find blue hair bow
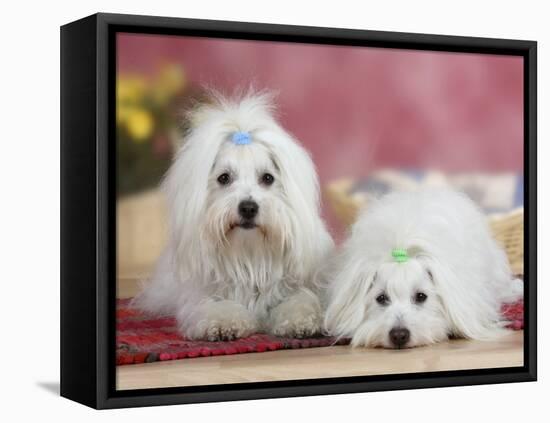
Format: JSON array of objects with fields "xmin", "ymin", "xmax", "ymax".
[{"xmin": 231, "ymin": 131, "xmax": 252, "ymax": 145}]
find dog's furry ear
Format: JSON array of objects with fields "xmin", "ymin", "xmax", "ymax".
[
  {"xmin": 425, "ymin": 259, "xmax": 502, "ymax": 340},
  {"xmin": 264, "ymin": 128, "xmax": 333, "ymax": 277},
  {"xmin": 162, "ymin": 117, "xmax": 222, "ymax": 278},
  {"xmin": 324, "ymin": 258, "xmax": 376, "ymax": 339}
]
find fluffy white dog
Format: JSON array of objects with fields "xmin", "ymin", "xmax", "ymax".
[
  {"xmin": 324, "ymin": 190, "xmax": 523, "ymax": 349},
  {"xmin": 134, "ymin": 91, "xmax": 333, "ymax": 341}
]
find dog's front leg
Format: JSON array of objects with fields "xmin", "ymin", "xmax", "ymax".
[
  {"xmin": 178, "ymin": 300, "xmax": 258, "ymax": 341},
  {"xmin": 267, "ymin": 290, "xmax": 322, "ymax": 338}
]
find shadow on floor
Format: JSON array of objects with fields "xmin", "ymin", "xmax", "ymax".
[{"xmin": 36, "ymin": 381, "xmax": 60, "ymax": 396}]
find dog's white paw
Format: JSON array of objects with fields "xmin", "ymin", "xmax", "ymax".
[
  {"xmin": 268, "ymin": 294, "xmax": 322, "ymax": 338},
  {"xmin": 203, "ymin": 317, "xmax": 256, "ymax": 341},
  {"xmin": 186, "ymin": 301, "xmax": 257, "ymax": 341}
]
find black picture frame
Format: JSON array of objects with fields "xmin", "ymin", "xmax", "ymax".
[{"xmin": 60, "ymin": 12, "xmax": 537, "ymax": 409}]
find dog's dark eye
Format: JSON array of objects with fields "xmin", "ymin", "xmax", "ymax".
[
  {"xmin": 217, "ymin": 173, "xmax": 231, "ymax": 186},
  {"xmin": 414, "ymin": 292, "xmax": 428, "ymax": 304},
  {"xmin": 376, "ymin": 293, "xmax": 389, "ymax": 305},
  {"xmin": 260, "ymin": 173, "xmax": 274, "ymax": 186}
]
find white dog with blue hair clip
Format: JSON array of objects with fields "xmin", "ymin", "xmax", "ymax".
[
  {"xmin": 134, "ymin": 90, "xmax": 333, "ymax": 341},
  {"xmin": 324, "ymin": 189, "xmax": 523, "ymax": 349}
]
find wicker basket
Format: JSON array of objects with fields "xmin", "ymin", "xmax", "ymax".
[
  {"xmin": 325, "ymin": 179, "xmax": 366, "ymax": 227},
  {"xmin": 488, "ymin": 208, "xmax": 524, "ymax": 276},
  {"xmin": 117, "ymin": 189, "xmax": 167, "ymax": 279},
  {"xmin": 325, "ymin": 179, "xmax": 524, "ymax": 276}
]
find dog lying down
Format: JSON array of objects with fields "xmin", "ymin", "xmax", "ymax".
[{"xmin": 324, "ymin": 189, "xmax": 523, "ymax": 349}]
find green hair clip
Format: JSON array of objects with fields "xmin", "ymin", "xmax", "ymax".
[{"xmin": 392, "ymin": 248, "xmax": 409, "ymax": 263}]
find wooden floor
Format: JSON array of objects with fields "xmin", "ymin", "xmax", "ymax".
[{"xmin": 116, "ymin": 278, "xmax": 524, "ymax": 391}]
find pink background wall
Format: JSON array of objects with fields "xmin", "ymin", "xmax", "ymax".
[{"xmin": 118, "ymin": 33, "xmax": 524, "ymax": 236}]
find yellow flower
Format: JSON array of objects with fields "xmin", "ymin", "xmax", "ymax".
[
  {"xmin": 117, "ymin": 75, "xmax": 148, "ymax": 104},
  {"xmin": 117, "ymin": 103, "xmax": 135, "ymax": 125},
  {"xmin": 126, "ymin": 108, "xmax": 154, "ymax": 142},
  {"xmin": 152, "ymin": 63, "xmax": 186, "ymax": 105}
]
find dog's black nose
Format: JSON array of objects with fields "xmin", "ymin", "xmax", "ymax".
[
  {"xmin": 238, "ymin": 200, "xmax": 259, "ymax": 220},
  {"xmin": 389, "ymin": 327, "xmax": 410, "ymax": 348}
]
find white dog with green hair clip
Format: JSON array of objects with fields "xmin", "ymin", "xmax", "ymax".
[{"xmin": 324, "ymin": 189, "xmax": 523, "ymax": 349}]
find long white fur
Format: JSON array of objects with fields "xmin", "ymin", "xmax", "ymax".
[
  {"xmin": 133, "ymin": 90, "xmax": 333, "ymax": 341},
  {"xmin": 324, "ymin": 189, "xmax": 523, "ymax": 348}
]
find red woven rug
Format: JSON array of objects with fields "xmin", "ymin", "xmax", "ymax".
[{"xmin": 117, "ymin": 298, "xmax": 524, "ymax": 365}]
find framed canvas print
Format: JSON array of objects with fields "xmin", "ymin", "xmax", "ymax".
[{"xmin": 60, "ymin": 13, "xmax": 537, "ymax": 409}]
